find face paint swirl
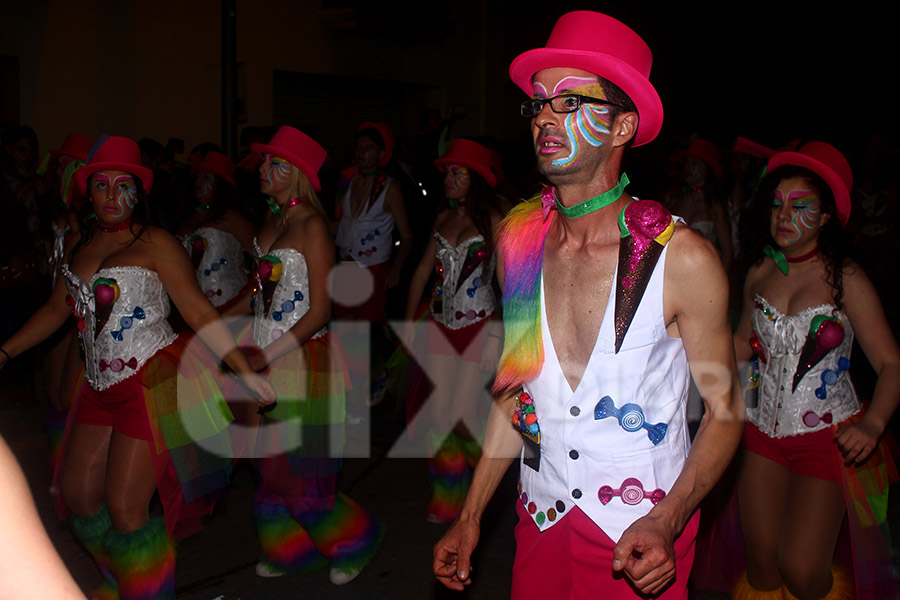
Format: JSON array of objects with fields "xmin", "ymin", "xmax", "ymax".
[
  {"xmin": 533, "ymin": 76, "xmax": 612, "ymax": 168},
  {"xmin": 262, "ymin": 154, "xmax": 292, "ymax": 192},
  {"xmin": 92, "ymin": 173, "xmax": 136, "ymax": 218},
  {"xmin": 444, "ymin": 165, "xmax": 470, "ymax": 198},
  {"xmin": 773, "ymin": 189, "xmax": 820, "ymax": 244}
]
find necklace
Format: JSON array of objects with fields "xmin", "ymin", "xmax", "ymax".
[
  {"xmin": 267, "ymin": 197, "xmax": 301, "ymax": 216},
  {"xmin": 195, "ymin": 203, "xmax": 213, "ymax": 213},
  {"xmin": 97, "ymin": 218, "xmax": 132, "ymax": 233},
  {"xmin": 555, "ymin": 173, "xmax": 630, "ymax": 218},
  {"xmin": 764, "ymin": 244, "xmax": 819, "ymax": 276}
]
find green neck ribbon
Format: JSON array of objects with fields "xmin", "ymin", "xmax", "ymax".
[{"xmin": 556, "ymin": 173, "xmax": 630, "ymax": 218}]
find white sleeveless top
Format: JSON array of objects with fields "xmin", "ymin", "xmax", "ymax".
[
  {"xmin": 518, "ymin": 243, "xmax": 691, "ymax": 542},
  {"xmin": 749, "ymin": 295, "xmax": 859, "ymax": 437},
  {"xmin": 63, "ymin": 264, "xmax": 177, "ymax": 391},
  {"xmin": 334, "ymin": 174, "xmax": 396, "ymax": 267},
  {"xmin": 252, "ymin": 240, "xmax": 326, "ymax": 349},
  {"xmin": 431, "ymin": 233, "xmax": 496, "ymax": 329},
  {"xmin": 183, "ymin": 227, "xmax": 249, "ymax": 307}
]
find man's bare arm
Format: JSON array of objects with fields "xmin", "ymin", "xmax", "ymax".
[{"xmin": 612, "ymin": 228, "xmax": 743, "ymax": 595}]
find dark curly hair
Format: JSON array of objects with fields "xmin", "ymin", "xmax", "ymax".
[
  {"xmin": 437, "ymin": 167, "xmax": 496, "ymax": 257},
  {"xmin": 737, "ymin": 165, "xmax": 851, "ymax": 309}
]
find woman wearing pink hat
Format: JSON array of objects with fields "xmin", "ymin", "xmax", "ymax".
[
  {"xmin": 176, "ymin": 150, "xmax": 256, "ymax": 313},
  {"xmin": 0, "ymin": 135, "xmax": 275, "ymax": 600},
  {"xmin": 401, "ymin": 138, "xmax": 503, "ymax": 523},
  {"xmin": 242, "ymin": 125, "xmax": 383, "ymax": 584},
  {"xmin": 732, "ymin": 141, "xmax": 900, "ymax": 600}
]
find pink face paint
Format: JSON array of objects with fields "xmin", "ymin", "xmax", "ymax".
[
  {"xmin": 773, "ymin": 189, "xmax": 820, "ymax": 244},
  {"xmin": 92, "ymin": 173, "xmax": 136, "ymax": 218}
]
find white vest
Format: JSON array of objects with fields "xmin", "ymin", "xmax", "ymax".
[
  {"xmin": 519, "ymin": 243, "xmax": 691, "ymax": 542},
  {"xmin": 335, "ymin": 174, "xmax": 396, "ymax": 267}
]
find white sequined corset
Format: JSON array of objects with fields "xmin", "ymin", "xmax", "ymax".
[
  {"xmin": 183, "ymin": 227, "xmax": 249, "ymax": 307},
  {"xmin": 62, "ymin": 265, "xmax": 177, "ymax": 391},
  {"xmin": 749, "ymin": 295, "xmax": 859, "ymax": 437},
  {"xmin": 430, "ymin": 233, "xmax": 496, "ymax": 330},
  {"xmin": 252, "ymin": 243, "xmax": 326, "ymax": 349}
]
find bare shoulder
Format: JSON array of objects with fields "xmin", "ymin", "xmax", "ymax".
[{"xmin": 665, "ymin": 223, "xmax": 724, "ymax": 279}]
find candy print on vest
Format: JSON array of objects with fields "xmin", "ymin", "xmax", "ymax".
[
  {"xmin": 803, "ymin": 356, "xmax": 851, "ymax": 428},
  {"xmin": 111, "ymin": 306, "xmax": 145, "ymax": 341},
  {"xmin": 93, "ymin": 278, "xmax": 120, "ymax": 340},
  {"xmin": 615, "ymin": 201, "xmax": 674, "ymax": 352},
  {"xmin": 512, "ymin": 391, "xmax": 541, "ymax": 471},
  {"xmin": 792, "ymin": 315, "xmax": 844, "ymax": 392},
  {"xmin": 598, "ymin": 478, "xmax": 666, "ymax": 506},
  {"xmin": 593, "ymin": 395, "xmax": 668, "ymax": 445}
]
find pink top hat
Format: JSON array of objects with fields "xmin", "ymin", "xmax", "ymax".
[
  {"xmin": 732, "ymin": 136, "xmax": 775, "ymax": 160},
  {"xmin": 251, "ymin": 126, "xmax": 326, "ymax": 192},
  {"xmin": 508, "ymin": 11, "xmax": 663, "ymax": 147},
  {"xmin": 358, "ymin": 121, "xmax": 395, "ymax": 168},
  {"xmin": 681, "ymin": 138, "xmax": 723, "ymax": 180},
  {"xmin": 433, "ymin": 139, "xmax": 498, "ymax": 188},
  {"xmin": 193, "ymin": 151, "xmax": 236, "ymax": 186},
  {"xmin": 51, "ymin": 133, "xmax": 94, "ymax": 162},
  {"xmin": 75, "ymin": 135, "xmax": 154, "ymax": 195},
  {"xmin": 767, "ymin": 141, "xmax": 853, "ymax": 227}
]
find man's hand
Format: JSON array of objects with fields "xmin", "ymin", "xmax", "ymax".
[
  {"xmin": 433, "ymin": 518, "xmax": 480, "ymax": 591},
  {"xmin": 612, "ymin": 512, "xmax": 677, "ymax": 597}
]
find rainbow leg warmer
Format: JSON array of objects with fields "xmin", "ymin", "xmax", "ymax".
[
  {"xmin": 70, "ymin": 506, "xmax": 119, "ymax": 600},
  {"xmin": 254, "ymin": 499, "xmax": 328, "ymax": 573},
  {"xmin": 295, "ymin": 493, "xmax": 384, "ymax": 573},
  {"xmin": 426, "ymin": 432, "xmax": 480, "ymax": 523},
  {"xmin": 105, "ymin": 518, "xmax": 175, "ymax": 600}
]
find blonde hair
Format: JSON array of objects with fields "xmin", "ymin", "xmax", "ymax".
[{"xmin": 287, "ymin": 165, "xmax": 326, "ymax": 219}]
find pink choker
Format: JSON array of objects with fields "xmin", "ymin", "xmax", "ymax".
[{"xmin": 97, "ymin": 218, "xmax": 132, "ymax": 233}]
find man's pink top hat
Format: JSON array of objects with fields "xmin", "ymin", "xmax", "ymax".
[
  {"xmin": 768, "ymin": 141, "xmax": 853, "ymax": 227},
  {"xmin": 509, "ymin": 11, "xmax": 663, "ymax": 147},
  {"xmin": 358, "ymin": 122, "xmax": 395, "ymax": 168},
  {"xmin": 193, "ymin": 151, "xmax": 236, "ymax": 186},
  {"xmin": 252, "ymin": 126, "xmax": 326, "ymax": 192},
  {"xmin": 75, "ymin": 135, "xmax": 154, "ymax": 195},
  {"xmin": 52, "ymin": 133, "xmax": 94, "ymax": 162},
  {"xmin": 433, "ymin": 139, "xmax": 498, "ymax": 188}
]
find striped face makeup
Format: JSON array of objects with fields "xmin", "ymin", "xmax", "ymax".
[
  {"xmin": 771, "ymin": 177, "xmax": 824, "ymax": 248},
  {"xmin": 260, "ymin": 154, "xmax": 293, "ymax": 195},
  {"xmin": 532, "ymin": 73, "xmax": 613, "ymax": 170},
  {"xmin": 444, "ymin": 165, "xmax": 470, "ymax": 200},
  {"xmin": 91, "ymin": 172, "xmax": 137, "ymax": 219}
]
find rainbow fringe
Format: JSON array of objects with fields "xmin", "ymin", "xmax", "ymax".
[
  {"xmin": 106, "ymin": 518, "xmax": 175, "ymax": 600},
  {"xmin": 255, "ymin": 493, "xmax": 384, "ymax": 574},
  {"xmin": 297, "ymin": 493, "xmax": 385, "ymax": 572},
  {"xmin": 426, "ymin": 432, "xmax": 481, "ymax": 523},
  {"xmin": 493, "ymin": 196, "xmax": 555, "ymax": 394},
  {"xmin": 70, "ymin": 506, "xmax": 118, "ymax": 598},
  {"xmin": 254, "ymin": 501, "xmax": 328, "ymax": 573}
]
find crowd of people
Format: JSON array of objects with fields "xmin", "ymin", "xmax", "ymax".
[{"xmin": 1, "ymin": 9, "xmax": 900, "ymax": 600}]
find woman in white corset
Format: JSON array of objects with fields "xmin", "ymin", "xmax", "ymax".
[
  {"xmin": 732, "ymin": 142, "xmax": 900, "ymax": 600},
  {"xmin": 0, "ymin": 135, "xmax": 273, "ymax": 600},
  {"xmin": 176, "ymin": 150, "xmax": 256, "ymax": 313},
  {"xmin": 402, "ymin": 139, "xmax": 503, "ymax": 523}
]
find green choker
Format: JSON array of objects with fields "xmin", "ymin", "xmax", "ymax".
[
  {"xmin": 556, "ymin": 173, "xmax": 630, "ymax": 218},
  {"xmin": 266, "ymin": 198, "xmax": 282, "ymax": 216},
  {"xmin": 195, "ymin": 203, "xmax": 212, "ymax": 214}
]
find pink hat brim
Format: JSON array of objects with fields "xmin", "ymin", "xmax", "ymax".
[
  {"xmin": 433, "ymin": 158, "xmax": 497, "ymax": 188},
  {"xmin": 509, "ymin": 48, "xmax": 663, "ymax": 147}
]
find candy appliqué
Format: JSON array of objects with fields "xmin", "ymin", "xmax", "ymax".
[
  {"xmin": 614, "ymin": 201, "xmax": 674, "ymax": 353},
  {"xmin": 593, "ymin": 395, "xmax": 668, "ymax": 445},
  {"xmin": 111, "ymin": 306, "xmax": 145, "ymax": 341},
  {"xmin": 792, "ymin": 315, "xmax": 845, "ymax": 392},
  {"xmin": 513, "ymin": 391, "xmax": 541, "ymax": 472},
  {"xmin": 598, "ymin": 477, "xmax": 665, "ymax": 506},
  {"xmin": 256, "ymin": 255, "xmax": 283, "ymax": 317},
  {"xmin": 271, "ymin": 290, "xmax": 305, "ymax": 322},
  {"xmin": 189, "ymin": 234, "xmax": 207, "ymax": 269},
  {"xmin": 92, "ymin": 278, "xmax": 120, "ymax": 340}
]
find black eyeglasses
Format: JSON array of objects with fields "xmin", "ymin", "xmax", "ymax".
[{"xmin": 520, "ymin": 94, "xmax": 622, "ymax": 118}]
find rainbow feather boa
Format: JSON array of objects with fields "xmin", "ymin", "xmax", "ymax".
[{"xmin": 493, "ymin": 191, "xmax": 556, "ymax": 393}]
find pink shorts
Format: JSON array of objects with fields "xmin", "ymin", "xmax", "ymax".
[
  {"xmin": 742, "ymin": 421, "xmax": 843, "ymax": 483},
  {"xmin": 512, "ymin": 502, "xmax": 699, "ymax": 599},
  {"xmin": 73, "ymin": 372, "xmax": 153, "ymax": 442}
]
